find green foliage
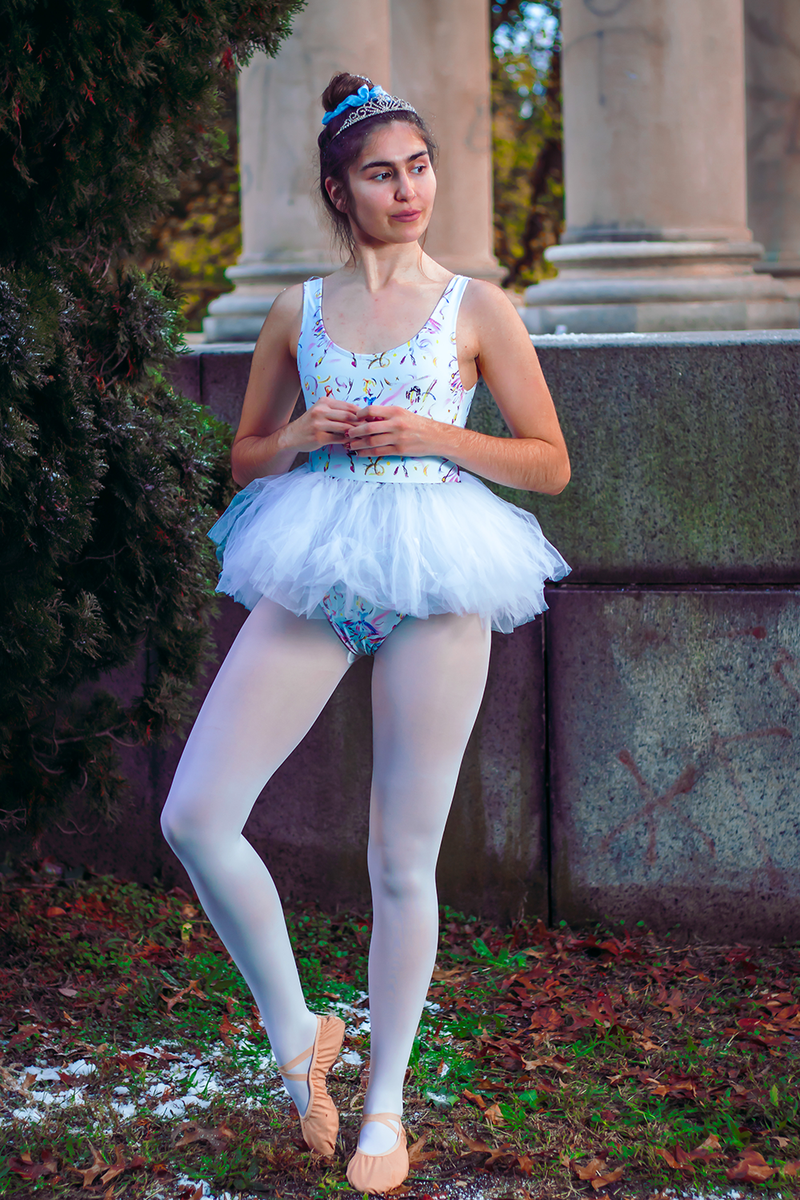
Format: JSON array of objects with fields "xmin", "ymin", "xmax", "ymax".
[
  {"xmin": 0, "ymin": 0, "xmax": 305, "ymax": 831},
  {"xmin": 491, "ymin": 1, "xmax": 563, "ymax": 287}
]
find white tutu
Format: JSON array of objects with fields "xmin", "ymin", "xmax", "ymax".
[{"xmin": 209, "ymin": 466, "xmax": 570, "ymax": 633}]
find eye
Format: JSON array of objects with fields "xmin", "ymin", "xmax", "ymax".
[{"xmin": 372, "ymin": 170, "xmax": 392, "ymax": 181}]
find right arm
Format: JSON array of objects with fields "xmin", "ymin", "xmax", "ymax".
[{"xmin": 231, "ymin": 284, "xmax": 360, "ymax": 487}]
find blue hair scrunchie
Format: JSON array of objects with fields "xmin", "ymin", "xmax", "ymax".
[{"xmin": 322, "ymin": 84, "xmax": 387, "ymax": 127}]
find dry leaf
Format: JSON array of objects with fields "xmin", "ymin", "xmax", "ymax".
[
  {"xmin": 484, "ymin": 1102, "xmax": 505, "ymax": 1125},
  {"xmin": 45, "ymin": 906, "xmax": 66, "ymax": 917},
  {"xmin": 727, "ymin": 1150, "xmax": 775, "ymax": 1182},
  {"xmin": 571, "ymin": 1157, "xmax": 607, "ymax": 1181},
  {"xmin": 656, "ymin": 1145, "xmax": 695, "ymax": 1172},
  {"xmin": 100, "ymin": 1145, "xmax": 127, "ymax": 1185},
  {"xmin": 592, "ymin": 1165, "xmax": 624, "ymax": 1190},
  {"xmin": 782, "ymin": 1161, "xmax": 800, "ymax": 1177},
  {"xmin": 76, "ymin": 1143, "xmax": 109, "ymax": 1188},
  {"xmin": 516, "ymin": 1152, "xmax": 534, "ymax": 1175},
  {"xmin": 173, "ymin": 1122, "xmax": 234, "ymax": 1152},
  {"xmin": 7, "ymin": 1151, "xmax": 58, "ymax": 1180},
  {"xmin": 689, "ymin": 1133, "xmax": 721, "ymax": 1162},
  {"xmin": 9, "ymin": 1023, "xmax": 40, "ymax": 1047},
  {"xmin": 454, "ymin": 1124, "xmax": 491, "ymax": 1155},
  {"xmin": 462, "ymin": 1089, "xmax": 486, "ymax": 1109},
  {"xmin": 407, "ymin": 1134, "xmax": 438, "ymax": 1165}
]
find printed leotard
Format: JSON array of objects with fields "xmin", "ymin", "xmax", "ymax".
[{"xmin": 208, "ymin": 275, "xmax": 570, "ymax": 652}]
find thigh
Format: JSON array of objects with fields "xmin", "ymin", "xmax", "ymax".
[
  {"xmin": 368, "ymin": 613, "xmax": 491, "ymax": 846},
  {"xmin": 167, "ymin": 598, "xmax": 351, "ymax": 830}
]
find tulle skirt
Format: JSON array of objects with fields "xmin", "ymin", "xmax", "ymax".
[{"xmin": 208, "ymin": 466, "xmax": 570, "ymax": 633}]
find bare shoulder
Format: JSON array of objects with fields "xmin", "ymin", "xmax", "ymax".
[
  {"xmin": 460, "ymin": 277, "xmax": 522, "ymax": 319},
  {"xmin": 249, "ymin": 283, "xmax": 304, "ymax": 362},
  {"xmin": 459, "ymin": 279, "xmax": 530, "ymax": 351}
]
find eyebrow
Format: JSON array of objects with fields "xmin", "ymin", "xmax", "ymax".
[{"xmin": 359, "ymin": 150, "xmax": 429, "ymax": 172}]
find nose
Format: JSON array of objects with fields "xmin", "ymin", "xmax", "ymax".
[{"xmin": 395, "ymin": 170, "xmax": 415, "ymax": 200}]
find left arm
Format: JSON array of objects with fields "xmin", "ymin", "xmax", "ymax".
[{"xmin": 344, "ymin": 281, "xmax": 570, "ymax": 494}]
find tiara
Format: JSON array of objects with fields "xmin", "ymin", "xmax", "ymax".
[{"xmin": 323, "ymin": 84, "xmax": 417, "ymax": 139}]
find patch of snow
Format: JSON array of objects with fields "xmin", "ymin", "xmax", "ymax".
[
  {"xmin": 146, "ymin": 1081, "xmax": 171, "ymax": 1097},
  {"xmin": 22, "ymin": 1065, "xmax": 62, "ymax": 1082},
  {"xmin": 68, "ymin": 1058, "xmax": 96, "ymax": 1075},
  {"xmin": 110, "ymin": 1101, "xmax": 137, "ymax": 1119},
  {"xmin": 11, "ymin": 1107, "xmax": 45, "ymax": 1123},
  {"xmin": 153, "ymin": 1097, "xmax": 189, "ymax": 1118},
  {"xmin": 113, "ymin": 1085, "xmax": 130, "ymax": 1094},
  {"xmin": 339, "ymin": 1049, "xmax": 363, "ymax": 1065}
]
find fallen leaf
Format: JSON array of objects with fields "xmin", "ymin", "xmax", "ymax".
[
  {"xmin": 407, "ymin": 1135, "xmax": 438, "ymax": 1165},
  {"xmin": 173, "ymin": 1122, "xmax": 234, "ymax": 1152},
  {"xmin": 100, "ymin": 1144, "xmax": 127, "ymax": 1185},
  {"xmin": 58, "ymin": 986, "xmax": 78, "ymax": 997},
  {"xmin": 160, "ymin": 979, "xmax": 208, "ymax": 1014},
  {"xmin": 9, "ymin": 1023, "xmax": 40, "ymax": 1047},
  {"xmin": 515, "ymin": 1153, "xmax": 534, "ymax": 1175},
  {"xmin": 571, "ymin": 1157, "xmax": 607, "ymax": 1181},
  {"xmin": 484, "ymin": 1102, "xmax": 505, "ymax": 1125},
  {"xmin": 783, "ymin": 1160, "xmax": 800, "ymax": 1177},
  {"xmin": 592, "ymin": 1165, "xmax": 624, "ymax": 1190},
  {"xmin": 727, "ymin": 1149, "xmax": 775, "ymax": 1182},
  {"xmin": 45, "ymin": 906, "xmax": 66, "ymax": 917},
  {"xmin": 74, "ymin": 1143, "xmax": 108, "ymax": 1187},
  {"xmin": 656, "ymin": 1146, "xmax": 695, "ymax": 1173},
  {"xmin": 7, "ymin": 1150, "xmax": 58, "ymax": 1180},
  {"xmin": 690, "ymin": 1133, "xmax": 721, "ymax": 1162},
  {"xmin": 454, "ymin": 1124, "xmax": 492, "ymax": 1155},
  {"xmin": 462, "ymin": 1089, "xmax": 486, "ymax": 1109}
]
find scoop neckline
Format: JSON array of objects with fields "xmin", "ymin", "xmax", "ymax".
[{"xmin": 317, "ymin": 275, "xmax": 460, "ymax": 359}]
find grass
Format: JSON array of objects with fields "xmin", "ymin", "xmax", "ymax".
[{"xmin": 1, "ymin": 858, "xmax": 799, "ymax": 1198}]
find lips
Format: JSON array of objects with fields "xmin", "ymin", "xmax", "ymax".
[{"xmin": 391, "ymin": 210, "xmax": 422, "ymax": 222}]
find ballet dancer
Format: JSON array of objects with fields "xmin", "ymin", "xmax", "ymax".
[{"xmin": 161, "ymin": 72, "xmax": 570, "ymax": 1194}]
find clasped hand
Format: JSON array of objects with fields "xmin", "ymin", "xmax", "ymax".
[{"xmin": 293, "ymin": 398, "xmax": 443, "ymax": 458}]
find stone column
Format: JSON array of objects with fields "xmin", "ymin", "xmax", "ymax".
[
  {"xmin": 391, "ymin": 0, "xmax": 503, "ymax": 281},
  {"xmin": 524, "ymin": 0, "xmax": 797, "ymax": 333},
  {"xmin": 745, "ymin": 0, "xmax": 800, "ymax": 298},
  {"xmin": 203, "ymin": 0, "xmax": 391, "ymax": 341}
]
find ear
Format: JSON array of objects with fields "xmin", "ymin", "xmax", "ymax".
[{"xmin": 325, "ymin": 176, "xmax": 348, "ymax": 214}]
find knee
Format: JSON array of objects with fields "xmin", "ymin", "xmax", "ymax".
[
  {"xmin": 160, "ymin": 790, "xmax": 212, "ymax": 861},
  {"xmin": 367, "ymin": 840, "xmax": 435, "ymax": 903}
]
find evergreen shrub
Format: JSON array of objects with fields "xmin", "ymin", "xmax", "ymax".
[{"xmin": 0, "ymin": 0, "xmax": 304, "ymax": 832}]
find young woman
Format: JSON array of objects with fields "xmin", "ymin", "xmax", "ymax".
[{"xmin": 161, "ymin": 73, "xmax": 570, "ymax": 1194}]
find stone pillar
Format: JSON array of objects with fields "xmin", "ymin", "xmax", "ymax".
[
  {"xmin": 745, "ymin": 0, "xmax": 800, "ymax": 298},
  {"xmin": 391, "ymin": 0, "xmax": 502, "ymax": 280},
  {"xmin": 204, "ymin": 0, "xmax": 391, "ymax": 341},
  {"xmin": 524, "ymin": 0, "xmax": 797, "ymax": 334}
]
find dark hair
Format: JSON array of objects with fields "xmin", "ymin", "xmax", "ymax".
[{"xmin": 317, "ymin": 72, "xmax": 438, "ymax": 259}]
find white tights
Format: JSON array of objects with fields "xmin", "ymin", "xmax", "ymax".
[{"xmin": 161, "ymin": 598, "xmax": 491, "ymax": 1153}]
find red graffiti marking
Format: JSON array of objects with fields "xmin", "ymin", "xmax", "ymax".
[
  {"xmin": 600, "ymin": 752, "xmax": 710, "ymax": 866},
  {"xmin": 603, "ymin": 721, "xmax": 792, "ymax": 872}
]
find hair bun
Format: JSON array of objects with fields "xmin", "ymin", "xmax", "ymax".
[{"xmin": 322, "ymin": 72, "xmax": 376, "ymax": 113}]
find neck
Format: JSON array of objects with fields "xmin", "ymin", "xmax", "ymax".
[{"xmin": 346, "ymin": 240, "xmax": 434, "ymax": 292}]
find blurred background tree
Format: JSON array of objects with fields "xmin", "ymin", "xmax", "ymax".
[
  {"xmin": 134, "ymin": 80, "xmax": 241, "ymax": 331},
  {"xmin": 491, "ymin": 1, "xmax": 563, "ymax": 288}
]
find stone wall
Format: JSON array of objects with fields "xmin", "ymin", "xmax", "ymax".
[{"xmin": 20, "ymin": 333, "xmax": 800, "ymax": 941}]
